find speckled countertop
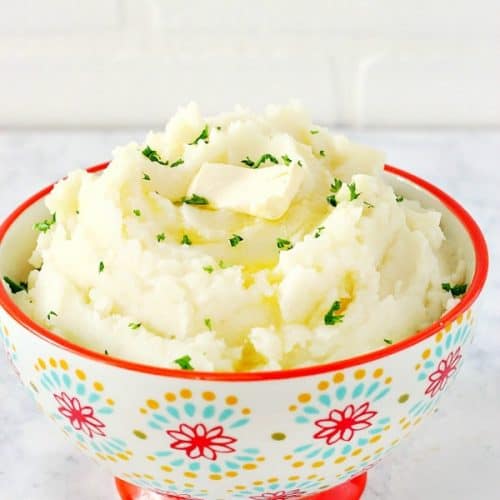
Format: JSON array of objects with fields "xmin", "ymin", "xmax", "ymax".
[{"xmin": 0, "ymin": 129, "xmax": 498, "ymax": 500}]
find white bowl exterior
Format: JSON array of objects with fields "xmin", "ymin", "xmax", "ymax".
[{"xmin": 1, "ymin": 307, "xmax": 475, "ymax": 499}]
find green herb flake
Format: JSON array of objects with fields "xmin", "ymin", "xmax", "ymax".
[
  {"xmin": 326, "ymin": 194, "xmax": 338, "ymax": 207},
  {"xmin": 314, "ymin": 226, "xmax": 325, "ymax": 238},
  {"xmin": 47, "ymin": 310, "xmax": 58, "ymax": 320},
  {"xmin": 174, "ymin": 355, "xmax": 194, "ymax": 370},
  {"xmin": 3, "ymin": 276, "xmax": 28, "ymax": 294},
  {"xmin": 33, "ymin": 213, "xmax": 56, "ymax": 233},
  {"xmin": 170, "ymin": 158, "xmax": 184, "ymax": 168},
  {"xmin": 310, "ymin": 129, "xmax": 320, "ymax": 135},
  {"xmin": 229, "ymin": 234, "xmax": 244, "ymax": 247},
  {"xmin": 241, "ymin": 156, "xmax": 255, "ymax": 167},
  {"xmin": 181, "ymin": 234, "xmax": 192, "ymax": 246},
  {"xmin": 189, "ymin": 124, "xmax": 210, "ymax": 145},
  {"xmin": 142, "ymin": 173, "xmax": 151, "ymax": 181},
  {"xmin": 363, "ymin": 201, "xmax": 375, "ymax": 208},
  {"xmin": 297, "ymin": 160, "xmax": 303, "ymax": 167},
  {"xmin": 395, "ymin": 195, "xmax": 404, "ymax": 203},
  {"xmin": 216, "ymin": 126, "xmax": 222, "ymax": 131},
  {"xmin": 98, "ymin": 261, "xmax": 104, "ymax": 273},
  {"xmin": 330, "ymin": 178, "xmax": 343, "ymax": 193},
  {"xmin": 219, "ymin": 260, "xmax": 229, "ymax": 269},
  {"xmin": 203, "ymin": 265, "xmax": 214, "ymax": 274},
  {"xmin": 256, "ymin": 153, "xmax": 279, "ymax": 168},
  {"xmin": 384, "ymin": 338, "xmax": 393, "ymax": 345},
  {"xmin": 142, "ymin": 146, "xmax": 169, "ymax": 166},
  {"xmin": 277, "ymin": 238, "xmax": 293, "ymax": 251},
  {"xmin": 324, "ymin": 300, "xmax": 344, "ymax": 326},
  {"xmin": 204, "ymin": 318, "xmax": 212, "ymax": 331},
  {"xmin": 319, "ymin": 150, "xmax": 326, "ymax": 157},
  {"xmin": 326, "ymin": 179, "xmax": 343, "ymax": 207},
  {"xmin": 104, "ymin": 349, "xmax": 109, "ymax": 356},
  {"xmin": 183, "ymin": 193, "xmax": 209, "ymax": 206},
  {"xmin": 128, "ymin": 322, "xmax": 142, "ymax": 330},
  {"xmin": 241, "ymin": 153, "xmax": 279, "ymax": 169},
  {"xmin": 441, "ymin": 282, "xmax": 468, "ymax": 297},
  {"xmin": 133, "ymin": 209, "xmax": 141, "ymax": 217},
  {"xmin": 348, "ymin": 182, "xmax": 361, "ymax": 201},
  {"xmin": 281, "ymin": 154, "xmax": 292, "ymax": 166},
  {"xmin": 156, "ymin": 233, "xmax": 166, "ymax": 242}
]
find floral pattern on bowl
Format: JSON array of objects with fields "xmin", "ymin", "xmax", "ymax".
[{"xmin": 0, "ymin": 309, "xmax": 474, "ymax": 499}]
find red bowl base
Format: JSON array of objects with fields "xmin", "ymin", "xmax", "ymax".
[{"xmin": 115, "ymin": 472, "xmax": 367, "ymax": 500}]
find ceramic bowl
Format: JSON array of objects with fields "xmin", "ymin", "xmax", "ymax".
[{"xmin": 0, "ymin": 164, "xmax": 488, "ymax": 500}]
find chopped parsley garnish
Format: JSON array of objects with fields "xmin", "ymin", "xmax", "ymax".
[
  {"xmin": 142, "ymin": 146, "xmax": 169, "ymax": 165},
  {"xmin": 319, "ymin": 150, "xmax": 326, "ymax": 157},
  {"xmin": 256, "ymin": 153, "xmax": 278, "ymax": 167},
  {"xmin": 297, "ymin": 160, "xmax": 303, "ymax": 167},
  {"xmin": 241, "ymin": 156, "xmax": 255, "ymax": 167},
  {"xmin": 189, "ymin": 124, "xmax": 210, "ymax": 145},
  {"xmin": 133, "ymin": 209, "xmax": 141, "ymax": 217},
  {"xmin": 327, "ymin": 178, "xmax": 343, "ymax": 206},
  {"xmin": 204, "ymin": 318, "xmax": 212, "ymax": 330},
  {"xmin": 310, "ymin": 129, "xmax": 319, "ymax": 135},
  {"xmin": 47, "ymin": 310, "xmax": 58, "ymax": 320},
  {"xmin": 441, "ymin": 282, "xmax": 468, "ymax": 297},
  {"xmin": 277, "ymin": 238, "xmax": 293, "ymax": 251},
  {"xmin": 3, "ymin": 276, "xmax": 28, "ymax": 294},
  {"xmin": 331, "ymin": 178, "xmax": 343, "ymax": 193},
  {"xmin": 324, "ymin": 300, "xmax": 344, "ymax": 325},
  {"xmin": 326, "ymin": 195, "xmax": 338, "ymax": 207},
  {"xmin": 170, "ymin": 158, "xmax": 184, "ymax": 168},
  {"xmin": 104, "ymin": 349, "xmax": 109, "ymax": 356},
  {"xmin": 384, "ymin": 338, "xmax": 393, "ymax": 345},
  {"xmin": 189, "ymin": 125, "xmax": 210, "ymax": 146},
  {"xmin": 395, "ymin": 195, "xmax": 404, "ymax": 202},
  {"xmin": 241, "ymin": 153, "xmax": 279, "ymax": 169},
  {"xmin": 281, "ymin": 154, "xmax": 292, "ymax": 166},
  {"xmin": 216, "ymin": 126, "xmax": 222, "ymax": 131},
  {"xmin": 229, "ymin": 234, "xmax": 244, "ymax": 247},
  {"xmin": 348, "ymin": 182, "xmax": 361, "ymax": 201},
  {"xmin": 314, "ymin": 226, "xmax": 325, "ymax": 238},
  {"xmin": 174, "ymin": 355, "xmax": 194, "ymax": 370},
  {"xmin": 181, "ymin": 234, "xmax": 192, "ymax": 246},
  {"xmin": 156, "ymin": 233, "xmax": 166, "ymax": 242},
  {"xmin": 142, "ymin": 173, "xmax": 151, "ymax": 181},
  {"xmin": 98, "ymin": 261, "xmax": 104, "ymax": 273},
  {"xmin": 363, "ymin": 201, "xmax": 375, "ymax": 208},
  {"xmin": 203, "ymin": 265, "xmax": 214, "ymax": 274},
  {"xmin": 219, "ymin": 260, "xmax": 229, "ymax": 269},
  {"xmin": 34, "ymin": 213, "xmax": 56, "ymax": 233},
  {"xmin": 183, "ymin": 193, "xmax": 209, "ymax": 205},
  {"xmin": 128, "ymin": 322, "xmax": 142, "ymax": 330}
]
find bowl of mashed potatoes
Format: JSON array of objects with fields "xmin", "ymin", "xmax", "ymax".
[{"xmin": 0, "ymin": 104, "xmax": 488, "ymax": 500}]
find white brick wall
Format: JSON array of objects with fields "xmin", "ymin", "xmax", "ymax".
[{"xmin": 0, "ymin": 0, "xmax": 498, "ymax": 127}]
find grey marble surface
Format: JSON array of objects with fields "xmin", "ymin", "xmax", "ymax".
[{"xmin": 0, "ymin": 129, "xmax": 498, "ymax": 500}]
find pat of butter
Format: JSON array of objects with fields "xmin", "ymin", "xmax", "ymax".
[{"xmin": 187, "ymin": 163, "xmax": 304, "ymax": 220}]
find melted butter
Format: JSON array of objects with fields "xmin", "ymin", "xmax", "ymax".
[{"xmin": 233, "ymin": 340, "xmax": 268, "ymax": 372}]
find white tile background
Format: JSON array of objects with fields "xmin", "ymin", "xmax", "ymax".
[{"xmin": 0, "ymin": 0, "xmax": 499, "ymax": 127}]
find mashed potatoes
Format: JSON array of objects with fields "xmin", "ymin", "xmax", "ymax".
[{"xmin": 12, "ymin": 103, "xmax": 466, "ymax": 371}]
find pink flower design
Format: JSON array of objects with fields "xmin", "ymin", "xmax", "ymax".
[
  {"xmin": 425, "ymin": 347, "xmax": 462, "ymax": 398},
  {"xmin": 313, "ymin": 401, "xmax": 377, "ymax": 445},
  {"xmin": 54, "ymin": 391, "xmax": 106, "ymax": 438},
  {"xmin": 151, "ymin": 492, "xmax": 202, "ymax": 500},
  {"xmin": 164, "ymin": 494, "xmax": 202, "ymax": 500},
  {"xmin": 166, "ymin": 423, "xmax": 237, "ymax": 461},
  {"xmin": 249, "ymin": 490, "xmax": 304, "ymax": 500}
]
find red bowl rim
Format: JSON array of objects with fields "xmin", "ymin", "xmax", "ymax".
[{"xmin": 0, "ymin": 163, "xmax": 489, "ymax": 382}]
